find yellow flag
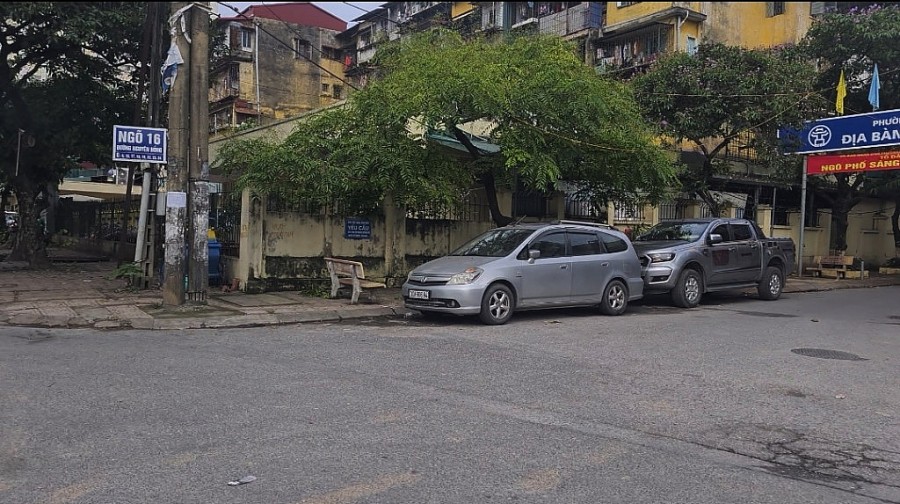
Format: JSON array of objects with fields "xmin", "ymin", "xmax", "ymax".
[{"xmin": 836, "ymin": 69, "xmax": 847, "ymax": 115}]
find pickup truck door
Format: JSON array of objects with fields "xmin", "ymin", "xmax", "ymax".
[
  {"xmin": 730, "ymin": 222, "xmax": 762, "ymax": 282},
  {"xmin": 519, "ymin": 231, "xmax": 572, "ymax": 307},
  {"xmin": 705, "ymin": 223, "xmax": 740, "ymax": 285}
]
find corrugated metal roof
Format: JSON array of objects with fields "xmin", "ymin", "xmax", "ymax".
[{"xmin": 239, "ymin": 2, "xmax": 348, "ymax": 32}]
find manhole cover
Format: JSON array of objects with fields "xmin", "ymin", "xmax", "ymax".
[{"xmin": 791, "ymin": 348, "xmax": 867, "ymax": 361}]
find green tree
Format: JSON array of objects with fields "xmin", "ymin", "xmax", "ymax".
[
  {"xmin": 215, "ymin": 30, "xmax": 676, "ymax": 226},
  {"xmin": 632, "ymin": 43, "xmax": 821, "ymax": 216},
  {"xmin": 0, "ymin": 2, "xmax": 145, "ymax": 267},
  {"xmin": 800, "ymin": 4, "xmax": 900, "ymax": 255}
]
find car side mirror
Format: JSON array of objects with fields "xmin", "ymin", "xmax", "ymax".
[
  {"xmin": 528, "ymin": 249, "xmax": 540, "ymax": 263},
  {"xmin": 708, "ymin": 233, "xmax": 723, "ymax": 245}
]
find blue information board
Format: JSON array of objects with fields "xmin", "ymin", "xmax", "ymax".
[
  {"xmin": 779, "ymin": 108, "xmax": 900, "ymax": 155},
  {"xmin": 344, "ymin": 218, "xmax": 372, "ymax": 240},
  {"xmin": 112, "ymin": 125, "xmax": 168, "ymax": 163}
]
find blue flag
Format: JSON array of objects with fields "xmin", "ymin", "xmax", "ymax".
[{"xmin": 868, "ymin": 63, "xmax": 881, "ymax": 111}]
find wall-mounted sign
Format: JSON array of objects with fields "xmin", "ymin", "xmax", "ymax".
[
  {"xmin": 344, "ymin": 217, "xmax": 372, "ymax": 240},
  {"xmin": 113, "ymin": 125, "xmax": 168, "ymax": 163},
  {"xmin": 806, "ymin": 150, "xmax": 900, "ymax": 175}
]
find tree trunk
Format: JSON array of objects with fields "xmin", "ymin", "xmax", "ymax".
[
  {"xmin": 696, "ymin": 187, "xmax": 725, "ymax": 217},
  {"xmin": 6, "ymin": 185, "xmax": 50, "ymax": 268},
  {"xmin": 480, "ymin": 172, "xmax": 512, "ymax": 227},
  {"xmin": 892, "ymin": 194, "xmax": 900, "ymax": 257},
  {"xmin": 831, "ymin": 203, "xmax": 850, "ymax": 252}
]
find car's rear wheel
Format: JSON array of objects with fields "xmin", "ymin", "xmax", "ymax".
[
  {"xmin": 757, "ymin": 265, "xmax": 784, "ymax": 300},
  {"xmin": 672, "ymin": 268, "xmax": 702, "ymax": 308},
  {"xmin": 479, "ymin": 284, "xmax": 513, "ymax": 325},
  {"xmin": 599, "ymin": 279, "xmax": 628, "ymax": 315}
]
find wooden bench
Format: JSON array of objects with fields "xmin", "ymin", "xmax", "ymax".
[
  {"xmin": 324, "ymin": 257, "xmax": 386, "ymax": 304},
  {"xmin": 807, "ymin": 255, "xmax": 869, "ymax": 279}
]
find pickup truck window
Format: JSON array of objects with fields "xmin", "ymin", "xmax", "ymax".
[
  {"xmin": 636, "ymin": 222, "xmax": 707, "ymax": 242},
  {"xmin": 732, "ymin": 224, "xmax": 753, "ymax": 241},
  {"xmin": 711, "ymin": 224, "xmax": 731, "ymax": 241}
]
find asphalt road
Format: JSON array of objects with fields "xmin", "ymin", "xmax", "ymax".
[{"xmin": 1, "ymin": 287, "xmax": 899, "ymax": 504}]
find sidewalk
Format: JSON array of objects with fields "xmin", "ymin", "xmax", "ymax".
[{"xmin": 1, "ymin": 257, "xmax": 899, "ymax": 330}]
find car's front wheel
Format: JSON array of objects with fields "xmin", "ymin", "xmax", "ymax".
[
  {"xmin": 479, "ymin": 284, "xmax": 514, "ymax": 325},
  {"xmin": 672, "ymin": 268, "xmax": 702, "ymax": 308},
  {"xmin": 599, "ymin": 279, "xmax": 628, "ymax": 315},
  {"xmin": 757, "ymin": 265, "xmax": 784, "ymax": 300}
]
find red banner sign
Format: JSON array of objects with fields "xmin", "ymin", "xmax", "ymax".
[{"xmin": 807, "ymin": 150, "xmax": 900, "ymax": 175}]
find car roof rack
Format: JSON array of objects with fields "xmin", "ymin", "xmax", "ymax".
[{"xmin": 552, "ymin": 219, "xmax": 615, "ymax": 229}]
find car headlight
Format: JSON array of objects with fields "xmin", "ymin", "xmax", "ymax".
[
  {"xmin": 649, "ymin": 252, "xmax": 675, "ymax": 263},
  {"xmin": 447, "ymin": 267, "xmax": 483, "ymax": 285}
]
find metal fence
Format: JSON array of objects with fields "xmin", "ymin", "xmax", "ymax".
[
  {"xmin": 406, "ymin": 191, "xmax": 491, "ymax": 222},
  {"xmin": 56, "ymin": 199, "xmax": 141, "ymax": 242}
]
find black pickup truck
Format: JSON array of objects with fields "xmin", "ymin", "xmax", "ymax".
[{"xmin": 632, "ymin": 218, "xmax": 796, "ymax": 308}]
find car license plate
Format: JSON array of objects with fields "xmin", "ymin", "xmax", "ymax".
[{"xmin": 408, "ymin": 289, "xmax": 430, "ymax": 300}]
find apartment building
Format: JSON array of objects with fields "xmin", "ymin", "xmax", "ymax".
[{"xmin": 209, "ymin": 2, "xmax": 348, "ymax": 135}]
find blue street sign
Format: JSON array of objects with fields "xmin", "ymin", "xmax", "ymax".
[
  {"xmin": 779, "ymin": 108, "xmax": 900, "ymax": 155},
  {"xmin": 344, "ymin": 217, "xmax": 372, "ymax": 240},
  {"xmin": 112, "ymin": 125, "xmax": 168, "ymax": 163}
]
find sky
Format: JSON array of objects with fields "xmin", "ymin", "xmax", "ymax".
[{"xmin": 213, "ymin": 1, "xmax": 387, "ymax": 25}]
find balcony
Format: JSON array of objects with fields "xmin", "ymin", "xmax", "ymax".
[
  {"xmin": 538, "ymin": 3, "xmax": 603, "ymax": 38},
  {"xmin": 595, "ymin": 23, "xmax": 671, "ymax": 72}
]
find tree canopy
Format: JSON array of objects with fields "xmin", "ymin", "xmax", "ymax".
[
  {"xmin": 632, "ymin": 42, "xmax": 821, "ymax": 215},
  {"xmin": 215, "ymin": 30, "xmax": 677, "ymax": 225},
  {"xmin": 0, "ymin": 2, "xmax": 146, "ymax": 265}
]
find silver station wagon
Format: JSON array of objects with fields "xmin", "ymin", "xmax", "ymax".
[{"xmin": 402, "ymin": 221, "xmax": 645, "ymax": 325}]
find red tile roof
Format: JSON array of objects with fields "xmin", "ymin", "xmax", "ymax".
[{"xmin": 233, "ymin": 2, "xmax": 348, "ymax": 32}]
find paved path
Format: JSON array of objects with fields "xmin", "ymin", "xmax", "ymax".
[{"xmin": 1, "ymin": 258, "xmax": 899, "ymax": 330}]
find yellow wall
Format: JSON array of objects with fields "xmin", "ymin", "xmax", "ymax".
[
  {"xmin": 702, "ymin": 2, "xmax": 812, "ymax": 48},
  {"xmin": 605, "ymin": 2, "xmax": 812, "ymax": 49},
  {"xmin": 451, "ymin": 2, "xmax": 475, "ymax": 19},
  {"xmin": 605, "ymin": 2, "xmax": 679, "ymax": 27}
]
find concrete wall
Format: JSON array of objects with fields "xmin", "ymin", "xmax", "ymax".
[
  {"xmin": 757, "ymin": 198, "xmax": 898, "ymax": 269},
  {"xmin": 230, "ymin": 188, "xmax": 500, "ymax": 293}
]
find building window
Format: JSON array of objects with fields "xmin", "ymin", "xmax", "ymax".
[
  {"xmin": 228, "ymin": 64, "xmax": 239, "ymax": 88},
  {"xmin": 240, "ymin": 28, "xmax": 253, "ymax": 50},
  {"xmin": 686, "ymin": 36, "xmax": 698, "ymax": 56},
  {"xmin": 766, "ymin": 2, "xmax": 785, "ymax": 17},
  {"xmin": 616, "ymin": 1, "xmax": 638, "ymax": 7},
  {"xmin": 293, "ymin": 38, "xmax": 310, "ymax": 60},
  {"xmin": 321, "ymin": 45, "xmax": 340, "ymax": 61},
  {"xmin": 322, "ymin": 83, "xmax": 330, "ymax": 93},
  {"xmin": 332, "ymin": 84, "xmax": 343, "ymax": 99}
]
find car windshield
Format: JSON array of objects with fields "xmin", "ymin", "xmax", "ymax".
[
  {"xmin": 635, "ymin": 222, "xmax": 708, "ymax": 242},
  {"xmin": 451, "ymin": 228, "xmax": 535, "ymax": 257}
]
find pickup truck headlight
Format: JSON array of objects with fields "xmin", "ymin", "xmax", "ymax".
[
  {"xmin": 447, "ymin": 267, "xmax": 482, "ymax": 285},
  {"xmin": 649, "ymin": 252, "xmax": 675, "ymax": 263}
]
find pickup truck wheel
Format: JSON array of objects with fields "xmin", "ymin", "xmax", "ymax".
[
  {"xmin": 672, "ymin": 269, "xmax": 702, "ymax": 308},
  {"xmin": 479, "ymin": 284, "xmax": 514, "ymax": 325},
  {"xmin": 758, "ymin": 266, "xmax": 784, "ymax": 300},
  {"xmin": 600, "ymin": 280, "xmax": 628, "ymax": 316}
]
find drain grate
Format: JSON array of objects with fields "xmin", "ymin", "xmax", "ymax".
[{"xmin": 791, "ymin": 348, "xmax": 867, "ymax": 361}]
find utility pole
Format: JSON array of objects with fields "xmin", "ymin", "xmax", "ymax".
[
  {"xmin": 187, "ymin": 1, "xmax": 210, "ymax": 303},
  {"xmin": 163, "ymin": 1, "xmax": 192, "ymax": 306}
]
